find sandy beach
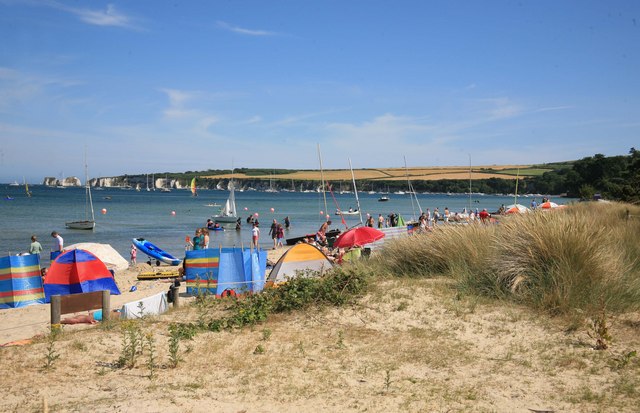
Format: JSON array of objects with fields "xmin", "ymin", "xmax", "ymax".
[
  {"xmin": 1, "ymin": 244, "xmax": 639, "ymax": 412},
  {"xmin": 0, "ymin": 247, "xmax": 289, "ymax": 346}
]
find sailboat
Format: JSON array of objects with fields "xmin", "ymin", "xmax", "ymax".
[
  {"xmin": 504, "ymin": 168, "xmax": 530, "ymax": 214},
  {"xmin": 65, "ymin": 160, "xmax": 95, "ymax": 230},
  {"xmin": 190, "ymin": 177, "xmax": 198, "ymax": 197},
  {"xmin": 161, "ymin": 175, "xmax": 171, "ymax": 192},
  {"xmin": 212, "ymin": 172, "xmax": 238, "ymax": 223},
  {"xmin": 335, "ymin": 159, "xmax": 364, "ymax": 222},
  {"xmin": 24, "ymin": 178, "xmax": 32, "ymax": 197},
  {"xmin": 265, "ymin": 172, "xmax": 278, "ymax": 193}
]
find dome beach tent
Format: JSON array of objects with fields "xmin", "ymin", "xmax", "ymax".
[
  {"xmin": 43, "ymin": 249, "xmax": 120, "ymax": 302},
  {"xmin": 504, "ymin": 204, "xmax": 530, "ymax": 214},
  {"xmin": 267, "ymin": 243, "xmax": 334, "ymax": 285},
  {"xmin": 0, "ymin": 254, "xmax": 45, "ymax": 309},
  {"xmin": 65, "ymin": 243, "xmax": 129, "ymax": 272}
]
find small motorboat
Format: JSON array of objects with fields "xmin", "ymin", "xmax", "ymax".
[
  {"xmin": 335, "ymin": 208, "xmax": 359, "ymax": 216},
  {"xmin": 378, "ymin": 195, "xmax": 390, "ymax": 202}
]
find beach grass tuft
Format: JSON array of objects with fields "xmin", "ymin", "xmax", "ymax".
[{"xmin": 375, "ymin": 202, "xmax": 640, "ymax": 317}]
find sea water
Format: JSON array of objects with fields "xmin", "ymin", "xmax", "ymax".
[{"xmin": 0, "ymin": 184, "xmax": 573, "ymax": 263}]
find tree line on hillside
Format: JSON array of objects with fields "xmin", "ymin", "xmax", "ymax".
[
  {"xmin": 527, "ymin": 148, "xmax": 639, "ymax": 202},
  {"xmin": 117, "ymin": 150, "xmax": 638, "ymax": 202}
]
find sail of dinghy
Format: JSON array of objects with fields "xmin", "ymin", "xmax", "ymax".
[{"xmin": 191, "ymin": 177, "xmax": 198, "ymax": 197}]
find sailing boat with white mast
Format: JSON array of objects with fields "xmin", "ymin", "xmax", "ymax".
[
  {"xmin": 65, "ymin": 158, "xmax": 95, "ymax": 230},
  {"xmin": 212, "ymin": 169, "xmax": 238, "ymax": 223},
  {"xmin": 404, "ymin": 156, "xmax": 423, "ymax": 221}
]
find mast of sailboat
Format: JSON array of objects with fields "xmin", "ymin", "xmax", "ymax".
[
  {"xmin": 404, "ymin": 156, "xmax": 422, "ymax": 220},
  {"xmin": 349, "ymin": 158, "xmax": 363, "ymax": 225},
  {"xmin": 468, "ymin": 154, "xmax": 472, "ymax": 212},
  {"xmin": 514, "ymin": 168, "xmax": 520, "ymax": 206},
  {"xmin": 85, "ymin": 154, "xmax": 95, "ymax": 223},
  {"xmin": 317, "ymin": 143, "xmax": 328, "ymax": 220}
]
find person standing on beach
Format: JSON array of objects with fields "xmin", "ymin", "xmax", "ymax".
[
  {"xmin": 276, "ymin": 223, "xmax": 285, "ymax": 249},
  {"xmin": 51, "ymin": 231, "xmax": 63, "ymax": 252},
  {"xmin": 377, "ymin": 214, "xmax": 384, "ymax": 228},
  {"xmin": 202, "ymin": 228, "xmax": 210, "ymax": 249},
  {"xmin": 433, "ymin": 208, "xmax": 440, "ymax": 225},
  {"xmin": 479, "ymin": 208, "xmax": 490, "ymax": 224},
  {"xmin": 29, "ymin": 235, "xmax": 43, "ymax": 255},
  {"xmin": 366, "ymin": 215, "xmax": 375, "ymax": 227},
  {"xmin": 269, "ymin": 219, "xmax": 278, "ymax": 249},
  {"xmin": 191, "ymin": 229, "xmax": 204, "ymax": 250},
  {"xmin": 252, "ymin": 222, "xmax": 260, "ymax": 249}
]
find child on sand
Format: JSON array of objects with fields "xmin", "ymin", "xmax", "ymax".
[{"xmin": 130, "ymin": 244, "xmax": 137, "ymax": 267}]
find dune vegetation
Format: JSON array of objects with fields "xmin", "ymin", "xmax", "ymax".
[{"xmin": 375, "ymin": 202, "xmax": 640, "ymax": 319}]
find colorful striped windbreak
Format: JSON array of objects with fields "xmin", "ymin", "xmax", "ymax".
[
  {"xmin": 0, "ymin": 254, "xmax": 45, "ymax": 309},
  {"xmin": 185, "ymin": 248, "xmax": 266, "ymax": 296}
]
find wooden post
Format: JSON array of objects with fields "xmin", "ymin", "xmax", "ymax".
[
  {"xmin": 170, "ymin": 285, "xmax": 179, "ymax": 307},
  {"xmin": 50, "ymin": 295, "xmax": 61, "ymax": 327},
  {"xmin": 102, "ymin": 290, "xmax": 110, "ymax": 321}
]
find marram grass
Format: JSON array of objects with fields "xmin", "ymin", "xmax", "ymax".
[{"xmin": 374, "ymin": 202, "xmax": 640, "ymax": 315}]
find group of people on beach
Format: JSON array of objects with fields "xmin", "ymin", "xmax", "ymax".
[
  {"xmin": 25, "ymin": 231, "xmax": 63, "ymax": 257},
  {"xmin": 185, "ymin": 227, "xmax": 211, "ymax": 251}
]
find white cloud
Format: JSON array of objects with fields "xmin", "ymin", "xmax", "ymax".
[
  {"xmin": 0, "ymin": 67, "xmax": 82, "ymax": 112},
  {"xmin": 483, "ymin": 97, "xmax": 524, "ymax": 120},
  {"xmin": 6, "ymin": 1, "xmax": 141, "ymax": 29},
  {"xmin": 160, "ymin": 88, "xmax": 201, "ymax": 119},
  {"xmin": 72, "ymin": 4, "xmax": 131, "ymax": 27},
  {"xmin": 533, "ymin": 105, "xmax": 573, "ymax": 113},
  {"xmin": 216, "ymin": 21, "xmax": 277, "ymax": 36},
  {"xmin": 245, "ymin": 116, "xmax": 262, "ymax": 124}
]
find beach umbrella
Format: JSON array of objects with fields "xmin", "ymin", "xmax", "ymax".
[
  {"xmin": 333, "ymin": 226, "xmax": 385, "ymax": 248},
  {"xmin": 539, "ymin": 201, "xmax": 559, "ymax": 209},
  {"xmin": 504, "ymin": 204, "xmax": 530, "ymax": 214}
]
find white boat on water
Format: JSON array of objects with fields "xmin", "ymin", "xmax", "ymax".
[
  {"xmin": 335, "ymin": 208, "xmax": 360, "ymax": 216},
  {"xmin": 212, "ymin": 175, "xmax": 238, "ymax": 223},
  {"xmin": 9, "ymin": 180, "xmax": 19, "ymax": 186},
  {"xmin": 66, "ymin": 159, "xmax": 95, "ymax": 230}
]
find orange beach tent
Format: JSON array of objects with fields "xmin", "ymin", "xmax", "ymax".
[{"xmin": 267, "ymin": 243, "xmax": 333, "ymax": 284}]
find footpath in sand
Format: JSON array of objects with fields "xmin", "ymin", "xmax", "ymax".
[{"xmin": 0, "ymin": 247, "xmax": 289, "ymax": 345}]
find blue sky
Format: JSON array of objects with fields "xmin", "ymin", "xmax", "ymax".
[{"xmin": 1, "ymin": 0, "xmax": 639, "ymax": 183}]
